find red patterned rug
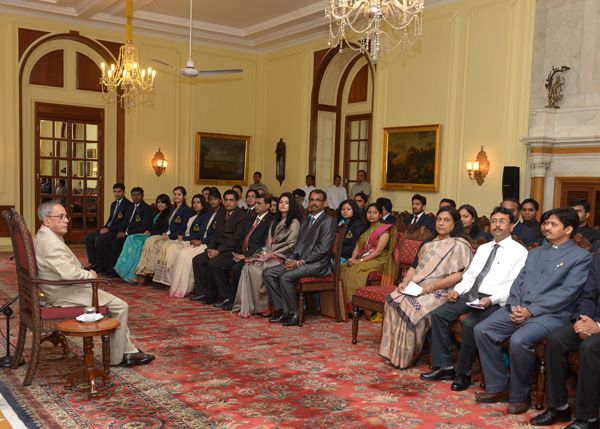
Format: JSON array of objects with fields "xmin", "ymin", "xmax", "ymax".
[{"xmin": 0, "ymin": 248, "xmax": 571, "ymax": 428}]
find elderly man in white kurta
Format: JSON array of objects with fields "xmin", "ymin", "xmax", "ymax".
[{"xmin": 33, "ymin": 200, "xmax": 154, "ymax": 367}]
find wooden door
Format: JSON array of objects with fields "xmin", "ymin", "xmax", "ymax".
[
  {"xmin": 36, "ymin": 103, "xmax": 104, "ymax": 242},
  {"xmin": 558, "ymin": 179, "xmax": 600, "ymax": 227},
  {"xmin": 343, "ymin": 114, "xmax": 371, "ymax": 191}
]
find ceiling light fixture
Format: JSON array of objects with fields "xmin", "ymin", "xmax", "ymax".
[
  {"xmin": 326, "ymin": 0, "xmax": 424, "ymax": 64},
  {"xmin": 100, "ymin": 0, "xmax": 156, "ymax": 110}
]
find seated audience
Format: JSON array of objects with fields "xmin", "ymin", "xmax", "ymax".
[
  {"xmin": 269, "ymin": 197, "xmax": 279, "ymax": 215},
  {"xmin": 233, "ymin": 185, "xmax": 248, "ymax": 209},
  {"xmin": 212, "ymin": 195, "xmax": 272, "ymax": 311},
  {"xmin": 421, "ymin": 207, "xmax": 527, "ymax": 391},
  {"xmin": 341, "ymin": 203, "xmax": 398, "ymax": 311},
  {"xmin": 114, "ymin": 194, "xmax": 171, "ymax": 282},
  {"xmin": 521, "ymin": 198, "xmax": 542, "ymax": 239},
  {"xmin": 403, "ymin": 194, "xmax": 436, "ymax": 235},
  {"xmin": 380, "ymin": 206, "xmax": 473, "ymax": 369},
  {"xmin": 300, "ymin": 174, "xmax": 316, "ymax": 209},
  {"xmin": 337, "ymin": 199, "xmax": 365, "ymax": 264},
  {"xmin": 232, "ymin": 193, "xmax": 300, "ymax": 317},
  {"xmin": 354, "ymin": 192, "xmax": 368, "ymax": 218},
  {"xmin": 376, "ymin": 197, "xmax": 397, "ymax": 224},
  {"xmin": 84, "ymin": 183, "xmax": 131, "ymax": 270},
  {"xmin": 170, "ymin": 190, "xmax": 222, "ymax": 298},
  {"xmin": 530, "ymin": 252, "xmax": 600, "ymax": 429},
  {"xmin": 245, "ymin": 189, "xmax": 258, "ymax": 215},
  {"xmin": 350, "ymin": 170, "xmax": 371, "ymax": 198},
  {"xmin": 35, "ymin": 201, "xmax": 154, "ymax": 366},
  {"xmin": 439, "ymin": 198, "xmax": 456, "ymax": 209},
  {"xmin": 263, "ymin": 189, "xmax": 337, "ymax": 327},
  {"xmin": 191, "ymin": 190, "xmax": 248, "ymax": 304},
  {"xmin": 571, "ymin": 198, "xmax": 600, "ymax": 245},
  {"xmin": 326, "ymin": 175, "xmax": 348, "ymax": 210},
  {"xmin": 501, "ymin": 197, "xmax": 539, "ymax": 247},
  {"xmin": 153, "ymin": 194, "xmax": 209, "ymax": 287},
  {"xmin": 128, "ymin": 186, "xmax": 194, "ymax": 284},
  {"xmin": 474, "ymin": 208, "xmax": 591, "ymax": 415},
  {"xmin": 459, "ymin": 204, "xmax": 492, "ymax": 242},
  {"xmin": 248, "ymin": 171, "xmax": 268, "ymax": 194}
]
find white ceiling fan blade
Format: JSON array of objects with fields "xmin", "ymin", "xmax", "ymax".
[
  {"xmin": 151, "ymin": 59, "xmax": 182, "ymax": 72},
  {"xmin": 198, "ymin": 69, "xmax": 243, "ymax": 76}
]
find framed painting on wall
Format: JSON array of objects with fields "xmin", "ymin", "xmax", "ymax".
[
  {"xmin": 381, "ymin": 124, "xmax": 442, "ymax": 192},
  {"xmin": 195, "ymin": 132, "xmax": 251, "ymax": 185}
]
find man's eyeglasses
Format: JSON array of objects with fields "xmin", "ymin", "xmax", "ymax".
[
  {"xmin": 309, "ymin": 198, "xmax": 323, "ymax": 203},
  {"xmin": 490, "ymin": 219, "xmax": 509, "ymax": 225},
  {"xmin": 47, "ymin": 214, "xmax": 70, "ymax": 221}
]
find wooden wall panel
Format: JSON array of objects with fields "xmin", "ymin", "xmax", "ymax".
[
  {"xmin": 29, "ymin": 50, "xmax": 64, "ymax": 87},
  {"xmin": 76, "ymin": 52, "xmax": 102, "ymax": 92},
  {"xmin": 348, "ymin": 64, "xmax": 368, "ymax": 103},
  {"xmin": 18, "ymin": 28, "xmax": 49, "ymax": 60}
]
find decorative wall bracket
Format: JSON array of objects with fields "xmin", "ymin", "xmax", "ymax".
[
  {"xmin": 275, "ymin": 138, "xmax": 286, "ymax": 185},
  {"xmin": 466, "ymin": 146, "xmax": 490, "ymax": 186},
  {"xmin": 545, "ymin": 65, "xmax": 570, "ymax": 108}
]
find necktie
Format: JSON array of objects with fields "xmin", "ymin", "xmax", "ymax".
[
  {"xmin": 126, "ymin": 204, "xmax": 138, "ymax": 233},
  {"xmin": 411, "ymin": 215, "xmax": 417, "ymax": 226},
  {"xmin": 107, "ymin": 200, "xmax": 120, "ymax": 227},
  {"xmin": 225, "ymin": 211, "xmax": 231, "ymax": 222},
  {"xmin": 241, "ymin": 217, "xmax": 260, "ymax": 253},
  {"xmin": 310, "ymin": 217, "xmax": 316, "ymax": 228},
  {"xmin": 468, "ymin": 243, "xmax": 500, "ymax": 302}
]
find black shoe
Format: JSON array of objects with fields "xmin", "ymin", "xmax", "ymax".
[
  {"xmin": 189, "ymin": 295, "xmax": 205, "ymax": 302},
  {"xmin": 566, "ymin": 419, "xmax": 600, "ymax": 429},
  {"xmin": 530, "ymin": 406, "xmax": 572, "ymax": 426},
  {"xmin": 202, "ymin": 298, "xmax": 217, "ymax": 305},
  {"xmin": 102, "ymin": 269, "xmax": 119, "ymax": 278},
  {"xmin": 451, "ymin": 373, "xmax": 471, "ymax": 391},
  {"xmin": 121, "ymin": 351, "xmax": 155, "ymax": 366},
  {"xmin": 269, "ymin": 313, "xmax": 289, "ymax": 323},
  {"xmin": 214, "ymin": 298, "xmax": 231, "ymax": 308},
  {"xmin": 84, "ymin": 264, "xmax": 97, "ymax": 271},
  {"xmin": 420, "ymin": 367, "xmax": 456, "ymax": 381},
  {"xmin": 283, "ymin": 314, "xmax": 299, "ymax": 326},
  {"xmin": 222, "ymin": 303, "xmax": 233, "ymax": 311}
]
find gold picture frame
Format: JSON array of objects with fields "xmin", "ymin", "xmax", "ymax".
[
  {"xmin": 195, "ymin": 132, "xmax": 251, "ymax": 185},
  {"xmin": 381, "ymin": 124, "xmax": 442, "ymax": 192}
]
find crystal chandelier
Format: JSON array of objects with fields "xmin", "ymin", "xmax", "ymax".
[
  {"xmin": 100, "ymin": 0, "xmax": 156, "ymax": 110},
  {"xmin": 326, "ymin": 0, "xmax": 425, "ymax": 63}
]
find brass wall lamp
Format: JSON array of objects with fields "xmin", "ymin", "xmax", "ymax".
[
  {"xmin": 466, "ymin": 146, "xmax": 489, "ymax": 186},
  {"xmin": 152, "ymin": 148, "xmax": 168, "ymax": 176}
]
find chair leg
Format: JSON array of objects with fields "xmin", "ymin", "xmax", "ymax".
[
  {"xmin": 351, "ymin": 306, "xmax": 360, "ymax": 344},
  {"xmin": 298, "ymin": 292, "xmax": 304, "ymax": 327},
  {"xmin": 23, "ymin": 329, "xmax": 42, "ymax": 386},
  {"xmin": 535, "ymin": 355, "xmax": 547, "ymax": 410},
  {"xmin": 11, "ymin": 324, "xmax": 27, "ymax": 370},
  {"xmin": 41, "ymin": 331, "xmax": 70, "ymax": 355}
]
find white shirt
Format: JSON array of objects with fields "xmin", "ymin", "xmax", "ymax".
[
  {"xmin": 238, "ymin": 200, "xmax": 248, "ymax": 209},
  {"xmin": 326, "ymin": 185, "xmax": 347, "ymax": 210},
  {"xmin": 300, "ymin": 185, "xmax": 316, "ymax": 209},
  {"xmin": 453, "ymin": 236, "xmax": 528, "ymax": 306},
  {"xmin": 410, "ymin": 212, "xmax": 424, "ymax": 224}
]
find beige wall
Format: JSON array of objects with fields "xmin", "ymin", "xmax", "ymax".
[{"xmin": 0, "ymin": 0, "xmax": 535, "ymax": 249}]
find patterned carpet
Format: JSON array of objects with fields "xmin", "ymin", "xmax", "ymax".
[{"xmin": 0, "ymin": 248, "xmax": 566, "ymax": 428}]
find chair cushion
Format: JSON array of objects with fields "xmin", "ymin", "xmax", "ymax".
[
  {"xmin": 27, "ymin": 302, "xmax": 109, "ymax": 319},
  {"xmin": 15, "ymin": 229, "xmax": 37, "ymax": 272},
  {"xmin": 399, "ymin": 239, "xmax": 422, "ymax": 265},
  {"xmin": 355, "ymin": 285, "xmax": 396, "ymax": 302},
  {"xmin": 297, "ymin": 274, "xmax": 335, "ymax": 283},
  {"xmin": 367, "ymin": 271, "xmax": 383, "ymax": 280}
]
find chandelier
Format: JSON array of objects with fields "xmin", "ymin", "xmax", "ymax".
[
  {"xmin": 326, "ymin": 0, "xmax": 425, "ymax": 63},
  {"xmin": 100, "ymin": 0, "xmax": 156, "ymax": 109}
]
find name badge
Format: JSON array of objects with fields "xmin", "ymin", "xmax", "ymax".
[
  {"xmin": 118, "ymin": 212, "xmax": 124, "ymax": 218},
  {"xmin": 212, "ymin": 223, "xmax": 216, "ymax": 229},
  {"xmin": 346, "ymin": 231, "xmax": 353, "ymax": 239},
  {"xmin": 193, "ymin": 224, "xmax": 200, "ymax": 231},
  {"xmin": 175, "ymin": 216, "xmax": 181, "ymax": 223},
  {"xmin": 135, "ymin": 215, "xmax": 141, "ymax": 222}
]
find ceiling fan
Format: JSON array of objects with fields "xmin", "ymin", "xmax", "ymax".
[{"xmin": 152, "ymin": 0, "xmax": 242, "ymax": 78}]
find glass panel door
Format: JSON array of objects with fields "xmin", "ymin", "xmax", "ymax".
[{"xmin": 344, "ymin": 115, "xmax": 371, "ymax": 192}]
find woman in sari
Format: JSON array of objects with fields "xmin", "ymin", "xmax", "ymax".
[
  {"xmin": 459, "ymin": 204, "xmax": 491, "ymax": 243},
  {"xmin": 337, "ymin": 199, "xmax": 365, "ymax": 264},
  {"xmin": 380, "ymin": 206, "xmax": 473, "ymax": 369},
  {"xmin": 340, "ymin": 203, "xmax": 398, "ymax": 311},
  {"xmin": 153, "ymin": 194, "xmax": 209, "ymax": 287},
  {"xmin": 114, "ymin": 194, "xmax": 171, "ymax": 283},
  {"xmin": 232, "ymin": 192, "xmax": 300, "ymax": 317},
  {"xmin": 128, "ymin": 186, "xmax": 194, "ymax": 284},
  {"xmin": 170, "ymin": 189, "xmax": 223, "ymax": 298}
]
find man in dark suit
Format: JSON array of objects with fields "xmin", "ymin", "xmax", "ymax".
[
  {"xmin": 521, "ymin": 198, "xmax": 542, "ymax": 239},
  {"xmin": 530, "ymin": 250, "xmax": 600, "ymax": 429},
  {"xmin": 99, "ymin": 187, "xmax": 153, "ymax": 277},
  {"xmin": 403, "ymin": 194, "xmax": 436, "ymax": 234},
  {"xmin": 84, "ymin": 183, "xmax": 132, "ymax": 271},
  {"xmin": 474, "ymin": 207, "xmax": 592, "ymax": 415},
  {"xmin": 212, "ymin": 195, "xmax": 272, "ymax": 310},
  {"xmin": 501, "ymin": 197, "xmax": 539, "ymax": 247},
  {"xmin": 377, "ymin": 198, "xmax": 397, "ymax": 224},
  {"xmin": 191, "ymin": 190, "xmax": 248, "ymax": 305},
  {"xmin": 245, "ymin": 189, "xmax": 258, "ymax": 216},
  {"xmin": 263, "ymin": 189, "xmax": 337, "ymax": 326},
  {"xmin": 572, "ymin": 199, "xmax": 600, "ymax": 245}
]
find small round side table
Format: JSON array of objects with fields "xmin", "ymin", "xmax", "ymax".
[{"xmin": 56, "ymin": 317, "xmax": 120, "ymax": 397}]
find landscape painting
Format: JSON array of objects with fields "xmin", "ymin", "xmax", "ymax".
[
  {"xmin": 195, "ymin": 132, "xmax": 251, "ymax": 185},
  {"xmin": 381, "ymin": 124, "xmax": 441, "ymax": 192}
]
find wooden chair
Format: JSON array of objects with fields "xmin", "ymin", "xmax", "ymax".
[
  {"xmin": 2, "ymin": 209, "xmax": 110, "ymax": 386},
  {"xmin": 296, "ymin": 223, "xmax": 347, "ymax": 326}
]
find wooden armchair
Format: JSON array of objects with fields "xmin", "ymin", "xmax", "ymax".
[
  {"xmin": 296, "ymin": 223, "xmax": 347, "ymax": 326},
  {"xmin": 2, "ymin": 209, "xmax": 110, "ymax": 386}
]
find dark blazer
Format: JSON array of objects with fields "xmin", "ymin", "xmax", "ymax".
[
  {"xmin": 208, "ymin": 207, "xmax": 248, "ymax": 253},
  {"xmin": 118, "ymin": 201, "xmax": 153, "ymax": 235},
  {"xmin": 150, "ymin": 212, "xmax": 169, "ymax": 235},
  {"xmin": 104, "ymin": 197, "xmax": 132, "ymax": 232},
  {"xmin": 578, "ymin": 225, "xmax": 600, "ymax": 245},
  {"xmin": 235, "ymin": 213, "xmax": 273, "ymax": 256},
  {"xmin": 166, "ymin": 205, "xmax": 194, "ymax": 239},
  {"xmin": 340, "ymin": 220, "xmax": 365, "ymax": 260},
  {"xmin": 523, "ymin": 219, "xmax": 542, "ymax": 240},
  {"xmin": 572, "ymin": 252, "xmax": 600, "ymax": 323},
  {"xmin": 383, "ymin": 214, "xmax": 397, "ymax": 225},
  {"xmin": 184, "ymin": 207, "xmax": 223, "ymax": 243},
  {"xmin": 512, "ymin": 221, "xmax": 540, "ymax": 247},
  {"xmin": 506, "ymin": 240, "xmax": 592, "ymax": 332},
  {"xmin": 288, "ymin": 211, "xmax": 337, "ymax": 277},
  {"xmin": 404, "ymin": 212, "xmax": 436, "ymax": 234}
]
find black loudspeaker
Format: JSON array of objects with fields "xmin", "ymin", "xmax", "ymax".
[{"xmin": 502, "ymin": 166, "xmax": 520, "ymax": 201}]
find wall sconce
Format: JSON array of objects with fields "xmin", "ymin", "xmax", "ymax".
[
  {"xmin": 151, "ymin": 148, "xmax": 168, "ymax": 177},
  {"xmin": 466, "ymin": 146, "xmax": 490, "ymax": 186}
]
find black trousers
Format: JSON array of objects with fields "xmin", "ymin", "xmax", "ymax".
[
  {"xmin": 430, "ymin": 293, "xmax": 499, "ymax": 374},
  {"xmin": 110, "ymin": 236, "xmax": 128, "ymax": 268},
  {"xmin": 84, "ymin": 231, "xmax": 101, "ymax": 264},
  {"xmin": 95, "ymin": 231, "xmax": 118, "ymax": 270},
  {"xmin": 213, "ymin": 257, "xmax": 246, "ymax": 301},
  {"xmin": 546, "ymin": 322, "xmax": 600, "ymax": 419},
  {"xmin": 192, "ymin": 252, "xmax": 231, "ymax": 299}
]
